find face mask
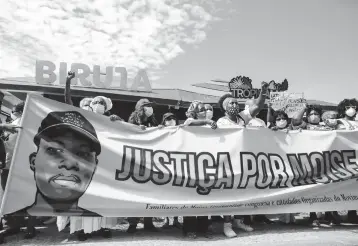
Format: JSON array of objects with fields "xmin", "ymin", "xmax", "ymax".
[
  {"xmin": 276, "ymin": 120, "xmax": 287, "ymax": 129},
  {"xmin": 227, "ymin": 105, "xmax": 240, "ymax": 116},
  {"xmin": 82, "ymin": 106, "xmax": 92, "ymax": 111},
  {"xmin": 144, "ymin": 107, "xmax": 153, "ymax": 117},
  {"xmin": 206, "ymin": 111, "xmax": 213, "ymax": 120},
  {"xmin": 325, "ymin": 119, "xmax": 337, "ymax": 126},
  {"xmin": 92, "ymin": 104, "xmax": 105, "ymax": 115},
  {"xmin": 197, "ymin": 111, "xmax": 206, "ymax": 119},
  {"xmin": 165, "ymin": 119, "xmax": 176, "ymax": 126},
  {"xmin": 308, "ymin": 115, "xmax": 320, "ymax": 124},
  {"xmin": 346, "ymin": 108, "xmax": 356, "ymax": 118},
  {"xmin": 11, "ymin": 113, "xmax": 18, "ymax": 121}
]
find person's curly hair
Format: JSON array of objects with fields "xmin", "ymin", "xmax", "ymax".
[
  {"xmin": 218, "ymin": 94, "xmax": 234, "ymax": 112},
  {"xmin": 337, "ymin": 98, "xmax": 358, "ymax": 118},
  {"xmin": 128, "ymin": 106, "xmax": 158, "ymax": 126},
  {"xmin": 273, "ymin": 110, "xmax": 289, "ymax": 121},
  {"xmin": 306, "ymin": 105, "xmax": 323, "ymax": 118},
  {"xmin": 186, "ymin": 100, "xmax": 203, "ymax": 119}
]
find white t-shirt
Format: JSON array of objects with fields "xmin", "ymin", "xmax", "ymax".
[{"xmin": 216, "ymin": 109, "xmax": 252, "ymax": 126}]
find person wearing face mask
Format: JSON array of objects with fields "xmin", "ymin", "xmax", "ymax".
[
  {"xmin": 127, "ymin": 99, "xmax": 158, "ymax": 233},
  {"xmin": 65, "ymin": 71, "xmax": 94, "ymax": 111},
  {"xmin": 90, "ymin": 96, "xmax": 113, "ymax": 115},
  {"xmin": 62, "ymin": 71, "xmax": 116, "ymax": 241},
  {"xmin": 183, "ymin": 101, "xmax": 217, "ymax": 129},
  {"xmin": 335, "ymin": 99, "xmax": 358, "ymax": 224},
  {"xmin": 216, "ymin": 82, "xmax": 268, "ymax": 238},
  {"xmin": 128, "ymin": 99, "xmax": 158, "ymax": 129},
  {"xmin": 161, "ymin": 112, "xmax": 178, "ymax": 127},
  {"xmin": 159, "ymin": 113, "xmax": 183, "ymax": 230},
  {"xmin": 321, "ymin": 111, "xmax": 339, "ymax": 129},
  {"xmin": 181, "ymin": 101, "xmax": 218, "ymax": 240},
  {"xmin": 336, "ymin": 99, "xmax": 358, "ymax": 131}
]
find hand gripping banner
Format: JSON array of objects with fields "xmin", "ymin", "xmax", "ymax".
[{"xmin": 1, "ymin": 94, "xmax": 358, "ymax": 217}]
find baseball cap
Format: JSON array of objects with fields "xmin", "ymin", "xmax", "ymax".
[
  {"xmin": 34, "ymin": 111, "xmax": 101, "ymax": 155},
  {"xmin": 161, "ymin": 113, "xmax": 177, "ymax": 124},
  {"xmin": 135, "ymin": 98, "xmax": 152, "ymax": 110}
]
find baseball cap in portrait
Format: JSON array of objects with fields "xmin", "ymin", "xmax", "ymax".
[{"xmin": 34, "ymin": 111, "xmax": 101, "ymax": 155}]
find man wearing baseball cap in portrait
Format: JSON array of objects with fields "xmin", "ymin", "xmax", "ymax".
[{"xmin": 9, "ymin": 111, "xmax": 101, "ymax": 217}]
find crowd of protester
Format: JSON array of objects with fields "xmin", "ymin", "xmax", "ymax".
[{"xmin": 1, "ymin": 72, "xmax": 358, "ymax": 243}]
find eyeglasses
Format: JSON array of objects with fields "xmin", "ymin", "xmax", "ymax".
[{"xmin": 346, "ymin": 106, "xmax": 356, "ymax": 110}]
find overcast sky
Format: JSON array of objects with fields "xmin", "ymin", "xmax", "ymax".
[{"xmin": 0, "ymin": 0, "xmax": 357, "ymax": 103}]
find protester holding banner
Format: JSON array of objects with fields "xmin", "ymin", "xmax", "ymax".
[
  {"xmin": 160, "ymin": 113, "xmax": 182, "ymax": 230},
  {"xmin": 127, "ymin": 98, "xmax": 158, "ymax": 233},
  {"xmin": 336, "ymin": 98, "xmax": 358, "ymax": 224},
  {"xmin": 336, "ymin": 98, "xmax": 358, "ymax": 130},
  {"xmin": 183, "ymin": 100, "xmax": 217, "ymax": 129},
  {"xmin": 321, "ymin": 111, "xmax": 339, "ymax": 128},
  {"xmin": 216, "ymin": 82, "xmax": 269, "ymax": 237},
  {"xmin": 182, "ymin": 100, "xmax": 218, "ymax": 239},
  {"xmin": 61, "ymin": 72, "xmax": 116, "ymax": 241}
]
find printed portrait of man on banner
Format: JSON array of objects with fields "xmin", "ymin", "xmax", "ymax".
[{"xmin": 9, "ymin": 111, "xmax": 101, "ymax": 216}]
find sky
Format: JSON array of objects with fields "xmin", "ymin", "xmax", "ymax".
[{"xmin": 0, "ymin": 0, "xmax": 357, "ymax": 103}]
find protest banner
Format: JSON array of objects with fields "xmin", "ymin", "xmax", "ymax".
[
  {"xmin": 270, "ymin": 92, "xmax": 306, "ymax": 117},
  {"xmin": 1, "ymin": 94, "xmax": 358, "ymax": 217}
]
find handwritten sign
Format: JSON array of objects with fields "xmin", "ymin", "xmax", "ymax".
[{"xmin": 270, "ymin": 92, "xmax": 306, "ymax": 118}]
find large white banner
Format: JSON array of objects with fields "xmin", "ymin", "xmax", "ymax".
[{"xmin": 1, "ymin": 94, "xmax": 358, "ymax": 217}]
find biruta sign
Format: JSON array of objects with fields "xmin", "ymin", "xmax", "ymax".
[{"xmin": 35, "ymin": 60, "xmax": 152, "ymax": 92}]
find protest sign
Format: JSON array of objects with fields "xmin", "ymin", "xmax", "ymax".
[
  {"xmin": 1, "ymin": 94, "xmax": 358, "ymax": 217},
  {"xmin": 270, "ymin": 92, "xmax": 306, "ymax": 117}
]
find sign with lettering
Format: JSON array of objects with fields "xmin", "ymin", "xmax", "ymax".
[
  {"xmin": 270, "ymin": 92, "xmax": 306, "ymax": 117},
  {"xmin": 228, "ymin": 76, "xmax": 288, "ymax": 99},
  {"xmin": 35, "ymin": 60, "xmax": 152, "ymax": 92},
  {"xmin": 2, "ymin": 94, "xmax": 358, "ymax": 217}
]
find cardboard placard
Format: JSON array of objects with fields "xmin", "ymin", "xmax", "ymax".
[{"xmin": 270, "ymin": 92, "xmax": 306, "ymax": 118}]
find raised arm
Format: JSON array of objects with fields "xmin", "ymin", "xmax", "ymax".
[
  {"xmin": 291, "ymin": 104, "xmax": 307, "ymax": 126},
  {"xmin": 250, "ymin": 82, "xmax": 269, "ymax": 117},
  {"xmin": 266, "ymin": 104, "xmax": 275, "ymax": 127},
  {"xmin": 65, "ymin": 71, "xmax": 76, "ymax": 105}
]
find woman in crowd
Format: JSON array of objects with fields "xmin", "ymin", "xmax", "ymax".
[
  {"xmin": 216, "ymin": 82, "xmax": 268, "ymax": 238},
  {"xmin": 336, "ymin": 98, "xmax": 358, "ymax": 130},
  {"xmin": 160, "ymin": 113, "xmax": 183, "ymax": 230},
  {"xmin": 60, "ymin": 71, "xmax": 117, "ymax": 241},
  {"xmin": 336, "ymin": 98, "xmax": 358, "ymax": 224},
  {"xmin": 291, "ymin": 105, "xmax": 341, "ymax": 226},
  {"xmin": 182, "ymin": 101, "xmax": 217, "ymax": 239},
  {"xmin": 268, "ymin": 109, "xmax": 297, "ymax": 224},
  {"xmin": 127, "ymin": 98, "xmax": 158, "ymax": 233}
]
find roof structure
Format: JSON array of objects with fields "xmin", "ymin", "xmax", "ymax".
[{"xmin": 0, "ymin": 77, "xmax": 220, "ymax": 109}]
